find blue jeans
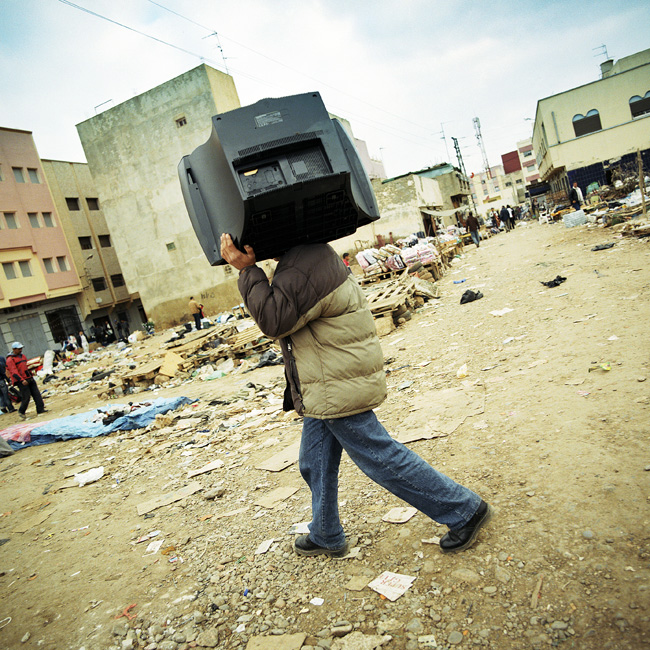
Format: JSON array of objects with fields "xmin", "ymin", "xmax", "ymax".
[
  {"xmin": 470, "ymin": 230, "xmax": 480, "ymax": 247},
  {"xmin": 299, "ymin": 411, "xmax": 482, "ymax": 549}
]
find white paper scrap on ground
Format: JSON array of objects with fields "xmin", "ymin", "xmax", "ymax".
[
  {"xmin": 490, "ymin": 308, "xmax": 513, "ymax": 317},
  {"xmin": 368, "ymin": 571, "xmax": 416, "ymax": 601},
  {"xmin": 289, "ymin": 521, "xmax": 310, "ymax": 535},
  {"xmin": 421, "ymin": 536, "xmax": 441, "ymax": 545},
  {"xmin": 143, "ymin": 539, "xmax": 164, "ymax": 556},
  {"xmin": 382, "ymin": 507, "xmax": 417, "ymax": 524},
  {"xmin": 310, "ymin": 597, "xmax": 324, "ymax": 606},
  {"xmin": 255, "ymin": 538, "xmax": 275, "ymax": 555}
]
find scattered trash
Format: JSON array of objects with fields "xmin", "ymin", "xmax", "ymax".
[
  {"xmin": 310, "ymin": 597, "xmax": 324, "ymax": 606},
  {"xmin": 397, "ymin": 380, "xmax": 414, "ymax": 391},
  {"xmin": 368, "ymin": 571, "xmax": 416, "ymax": 601},
  {"xmin": 143, "ymin": 540, "xmax": 164, "ymax": 556},
  {"xmin": 490, "ymin": 308, "xmax": 513, "ymax": 317},
  {"xmin": 136, "ymin": 481, "xmax": 203, "ymax": 516},
  {"xmin": 460, "ymin": 289, "xmax": 483, "ymax": 304},
  {"xmin": 289, "ymin": 522, "xmax": 311, "ymax": 535},
  {"xmin": 187, "ymin": 458, "xmax": 224, "ymax": 478},
  {"xmin": 114, "ymin": 603, "xmax": 137, "ymax": 620},
  {"xmin": 541, "ymin": 275, "xmax": 567, "ymax": 288},
  {"xmin": 254, "ymin": 486, "xmax": 299, "ymax": 509},
  {"xmin": 456, "ymin": 364, "xmax": 468, "ymax": 379},
  {"xmin": 589, "ymin": 362, "xmax": 611, "ymax": 373},
  {"xmin": 592, "ymin": 243, "xmax": 615, "ymax": 251},
  {"xmin": 73, "ymin": 466, "xmax": 104, "ymax": 487},
  {"xmin": 453, "ymin": 279, "xmax": 466, "ymax": 284},
  {"xmin": 608, "ymin": 335, "xmax": 619, "ymax": 341},
  {"xmin": 382, "ymin": 507, "xmax": 417, "ymax": 523},
  {"xmin": 254, "ymin": 539, "xmax": 276, "ymax": 555},
  {"xmin": 133, "ymin": 530, "xmax": 161, "ymax": 545}
]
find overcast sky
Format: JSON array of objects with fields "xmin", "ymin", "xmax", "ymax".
[{"xmin": 1, "ymin": 0, "xmax": 649, "ymax": 178}]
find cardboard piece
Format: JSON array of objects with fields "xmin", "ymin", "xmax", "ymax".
[
  {"xmin": 187, "ymin": 459, "xmax": 224, "ymax": 478},
  {"xmin": 214, "ymin": 506, "xmax": 249, "ymax": 519},
  {"xmin": 396, "ymin": 388, "xmax": 485, "ymax": 442},
  {"xmin": 345, "ymin": 575, "xmax": 371, "ymax": 591},
  {"xmin": 254, "ymin": 486, "xmax": 298, "ymax": 509},
  {"xmin": 136, "ymin": 481, "xmax": 203, "ymax": 516},
  {"xmin": 255, "ymin": 440, "xmax": 301, "ymax": 472},
  {"xmin": 368, "ymin": 571, "xmax": 416, "ymax": 601},
  {"xmin": 382, "ymin": 506, "xmax": 418, "ymax": 524},
  {"xmin": 255, "ymin": 538, "xmax": 276, "ymax": 555},
  {"xmin": 159, "ymin": 351, "xmax": 184, "ymax": 377}
]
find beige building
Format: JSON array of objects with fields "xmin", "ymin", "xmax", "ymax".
[
  {"xmin": 76, "ymin": 65, "xmax": 244, "ymax": 329},
  {"xmin": 470, "ymin": 164, "xmax": 520, "ymax": 216},
  {"xmin": 41, "ymin": 160, "xmax": 144, "ymax": 337},
  {"xmin": 532, "ymin": 48, "xmax": 650, "ymax": 199},
  {"xmin": 0, "ymin": 128, "xmax": 84, "ymax": 354}
]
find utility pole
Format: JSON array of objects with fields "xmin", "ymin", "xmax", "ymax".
[
  {"xmin": 473, "ymin": 117, "xmax": 491, "ymax": 179},
  {"xmin": 452, "ymin": 136, "xmax": 477, "ymax": 215},
  {"xmin": 203, "ymin": 32, "xmax": 229, "ymax": 73}
]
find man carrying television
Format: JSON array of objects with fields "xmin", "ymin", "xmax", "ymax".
[{"xmin": 221, "ymin": 234, "xmax": 492, "ymax": 557}]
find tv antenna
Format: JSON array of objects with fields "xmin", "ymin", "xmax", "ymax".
[
  {"xmin": 592, "ymin": 44, "xmax": 610, "ymax": 60},
  {"xmin": 203, "ymin": 32, "xmax": 230, "ymax": 74},
  {"xmin": 452, "ymin": 136, "xmax": 477, "ymax": 215}
]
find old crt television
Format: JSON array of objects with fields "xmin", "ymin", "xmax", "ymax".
[{"xmin": 178, "ymin": 92, "xmax": 380, "ymax": 265}]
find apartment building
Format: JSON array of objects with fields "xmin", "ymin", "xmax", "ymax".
[
  {"xmin": 76, "ymin": 65, "xmax": 244, "ymax": 329},
  {"xmin": 470, "ymin": 164, "xmax": 520, "ymax": 216},
  {"xmin": 41, "ymin": 160, "xmax": 145, "ymax": 336},
  {"xmin": 532, "ymin": 48, "xmax": 650, "ymax": 199},
  {"xmin": 0, "ymin": 128, "xmax": 83, "ymax": 354}
]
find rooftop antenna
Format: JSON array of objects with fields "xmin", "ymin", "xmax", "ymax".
[
  {"xmin": 592, "ymin": 44, "xmax": 609, "ymax": 60},
  {"xmin": 473, "ymin": 117, "xmax": 491, "ymax": 179},
  {"xmin": 203, "ymin": 32, "xmax": 229, "ymax": 74}
]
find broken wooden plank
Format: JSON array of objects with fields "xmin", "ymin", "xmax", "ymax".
[
  {"xmin": 159, "ymin": 351, "xmax": 185, "ymax": 378},
  {"xmin": 187, "ymin": 459, "xmax": 224, "ymax": 478}
]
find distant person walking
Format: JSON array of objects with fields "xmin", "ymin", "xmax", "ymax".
[
  {"xmin": 189, "ymin": 296, "xmax": 202, "ymax": 330},
  {"xmin": 79, "ymin": 331, "xmax": 90, "ymax": 354},
  {"xmin": 0, "ymin": 354, "xmax": 16, "ymax": 414},
  {"xmin": 466, "ymin": 212, "xmax": 480, "ymax": 248},
  {"xmin": 500, "ymin": 205, "xmax": 510, "ymax": 232},
  {"xmin": 6, "ymin": 342, "xmax": 46, "ymax": 419},
  {"xmin": 569, "ymin": 182, "xmax": 584, "ymax": 211}
]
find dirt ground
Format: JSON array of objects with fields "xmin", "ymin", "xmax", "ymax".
[{"xmin": 1, "ymin": 220, "xmax": 649, "ymax": 650}]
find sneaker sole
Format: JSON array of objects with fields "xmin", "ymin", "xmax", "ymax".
[
  {"xmin": 294, "ymin": 542, "xmax": 349, "ymax": 558},
  {"xmin": 441, "ymin": 505, "xmax": 493, "ymax": 554}
]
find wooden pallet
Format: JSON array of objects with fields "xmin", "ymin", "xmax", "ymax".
[
  {"xmin": 364, "ymin": 280, "xmax": 411, "ymax": 316},
  {"xmin": 226, "ymin": 325, "xmax": 271, "ymax": 354}
]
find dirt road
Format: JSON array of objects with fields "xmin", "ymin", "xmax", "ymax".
[{"xmin": 1, "ymin": 221, "xmax": 649, "ymax": 650}]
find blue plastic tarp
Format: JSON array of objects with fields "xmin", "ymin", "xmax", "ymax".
[{"xmin": 5, "ymin": 396, "xmax": 197, "ymax": 450}]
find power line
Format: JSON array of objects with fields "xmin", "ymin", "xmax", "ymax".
[
  {"xmin": 57, "ymin": 0, "xmax": 447, "ymax": 158},
  {"xmin": 144, "ymin": 0, "xmax": 438, "ymax": 134}
]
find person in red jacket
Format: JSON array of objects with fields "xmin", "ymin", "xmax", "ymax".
[{"xmin": 6, "ymin": 342, "xmax": 46, "ymax": 419}]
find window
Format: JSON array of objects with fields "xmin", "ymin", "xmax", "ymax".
[
  {"xmin": 28, "ymin": 212, "xmax": 40, "ymax": 228},
  {"xmin": 505, "ymin": 182, "xmax": 512, "ymax": 187},
  {"xmin": 91, "ymin": 277, "xmax": 107, "ymax": 291},
  {"xmin": 43, "ymin": 258, "xmax": 55, "ymax": 274},
  {"xmin": 523, "ymin": 151, "xmax": 533, "ymax": 158},
  {"xmin": 19, "ymin": 260, "xmax": 32, "ymax": 277},
  {"xmin": 86, "ymin": 197, "xmax": 100, "ymax": 210},
  {"xmin": 12, "ymin": 167, "xmax": 25, "ymax": 183},
  {"xmin": 176, "ymin": 116, "xmax": 187, "ymax": 128},
  {"xmin": 111, "ymin": 273, "xmax": 125, "ymax": 287},
  {"xmin": 42, "ymin": 212, "xmax": 54, "ymax": 227},
  {"xmin": 3, "ymin": 262, "xmax": 16, "ymax": 280},
  {"xmin": 78, "ymin": 236, "xmax": 93, "ymax": 250},
  {"xmin": 4, "ymin": 212, "xmax": 18, "ymax": 229},
  {"xmin": 28, "ymin": 168, "xmax": 40, "ymax": 183},
  {"xmin": 516, "ymin": 179, "xmax": 523, "ymax": 185},
  {"xmin": 572, "ymin": 109, "xmax": 602, "ymax": 137},
  {"xmin": 630, "ymin": 92, "xmax": 650, "ymax": 118},
  {"xmin": 99, "ymin": 235, "xmax": 111, "ymax": 247},
  {"xmin": 66, "ymin": 197, "xmax": 80, "ymax": 210},
  {"xmin": 56, "ymin": 256, "xmax": 69, "ymax": 272}
]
